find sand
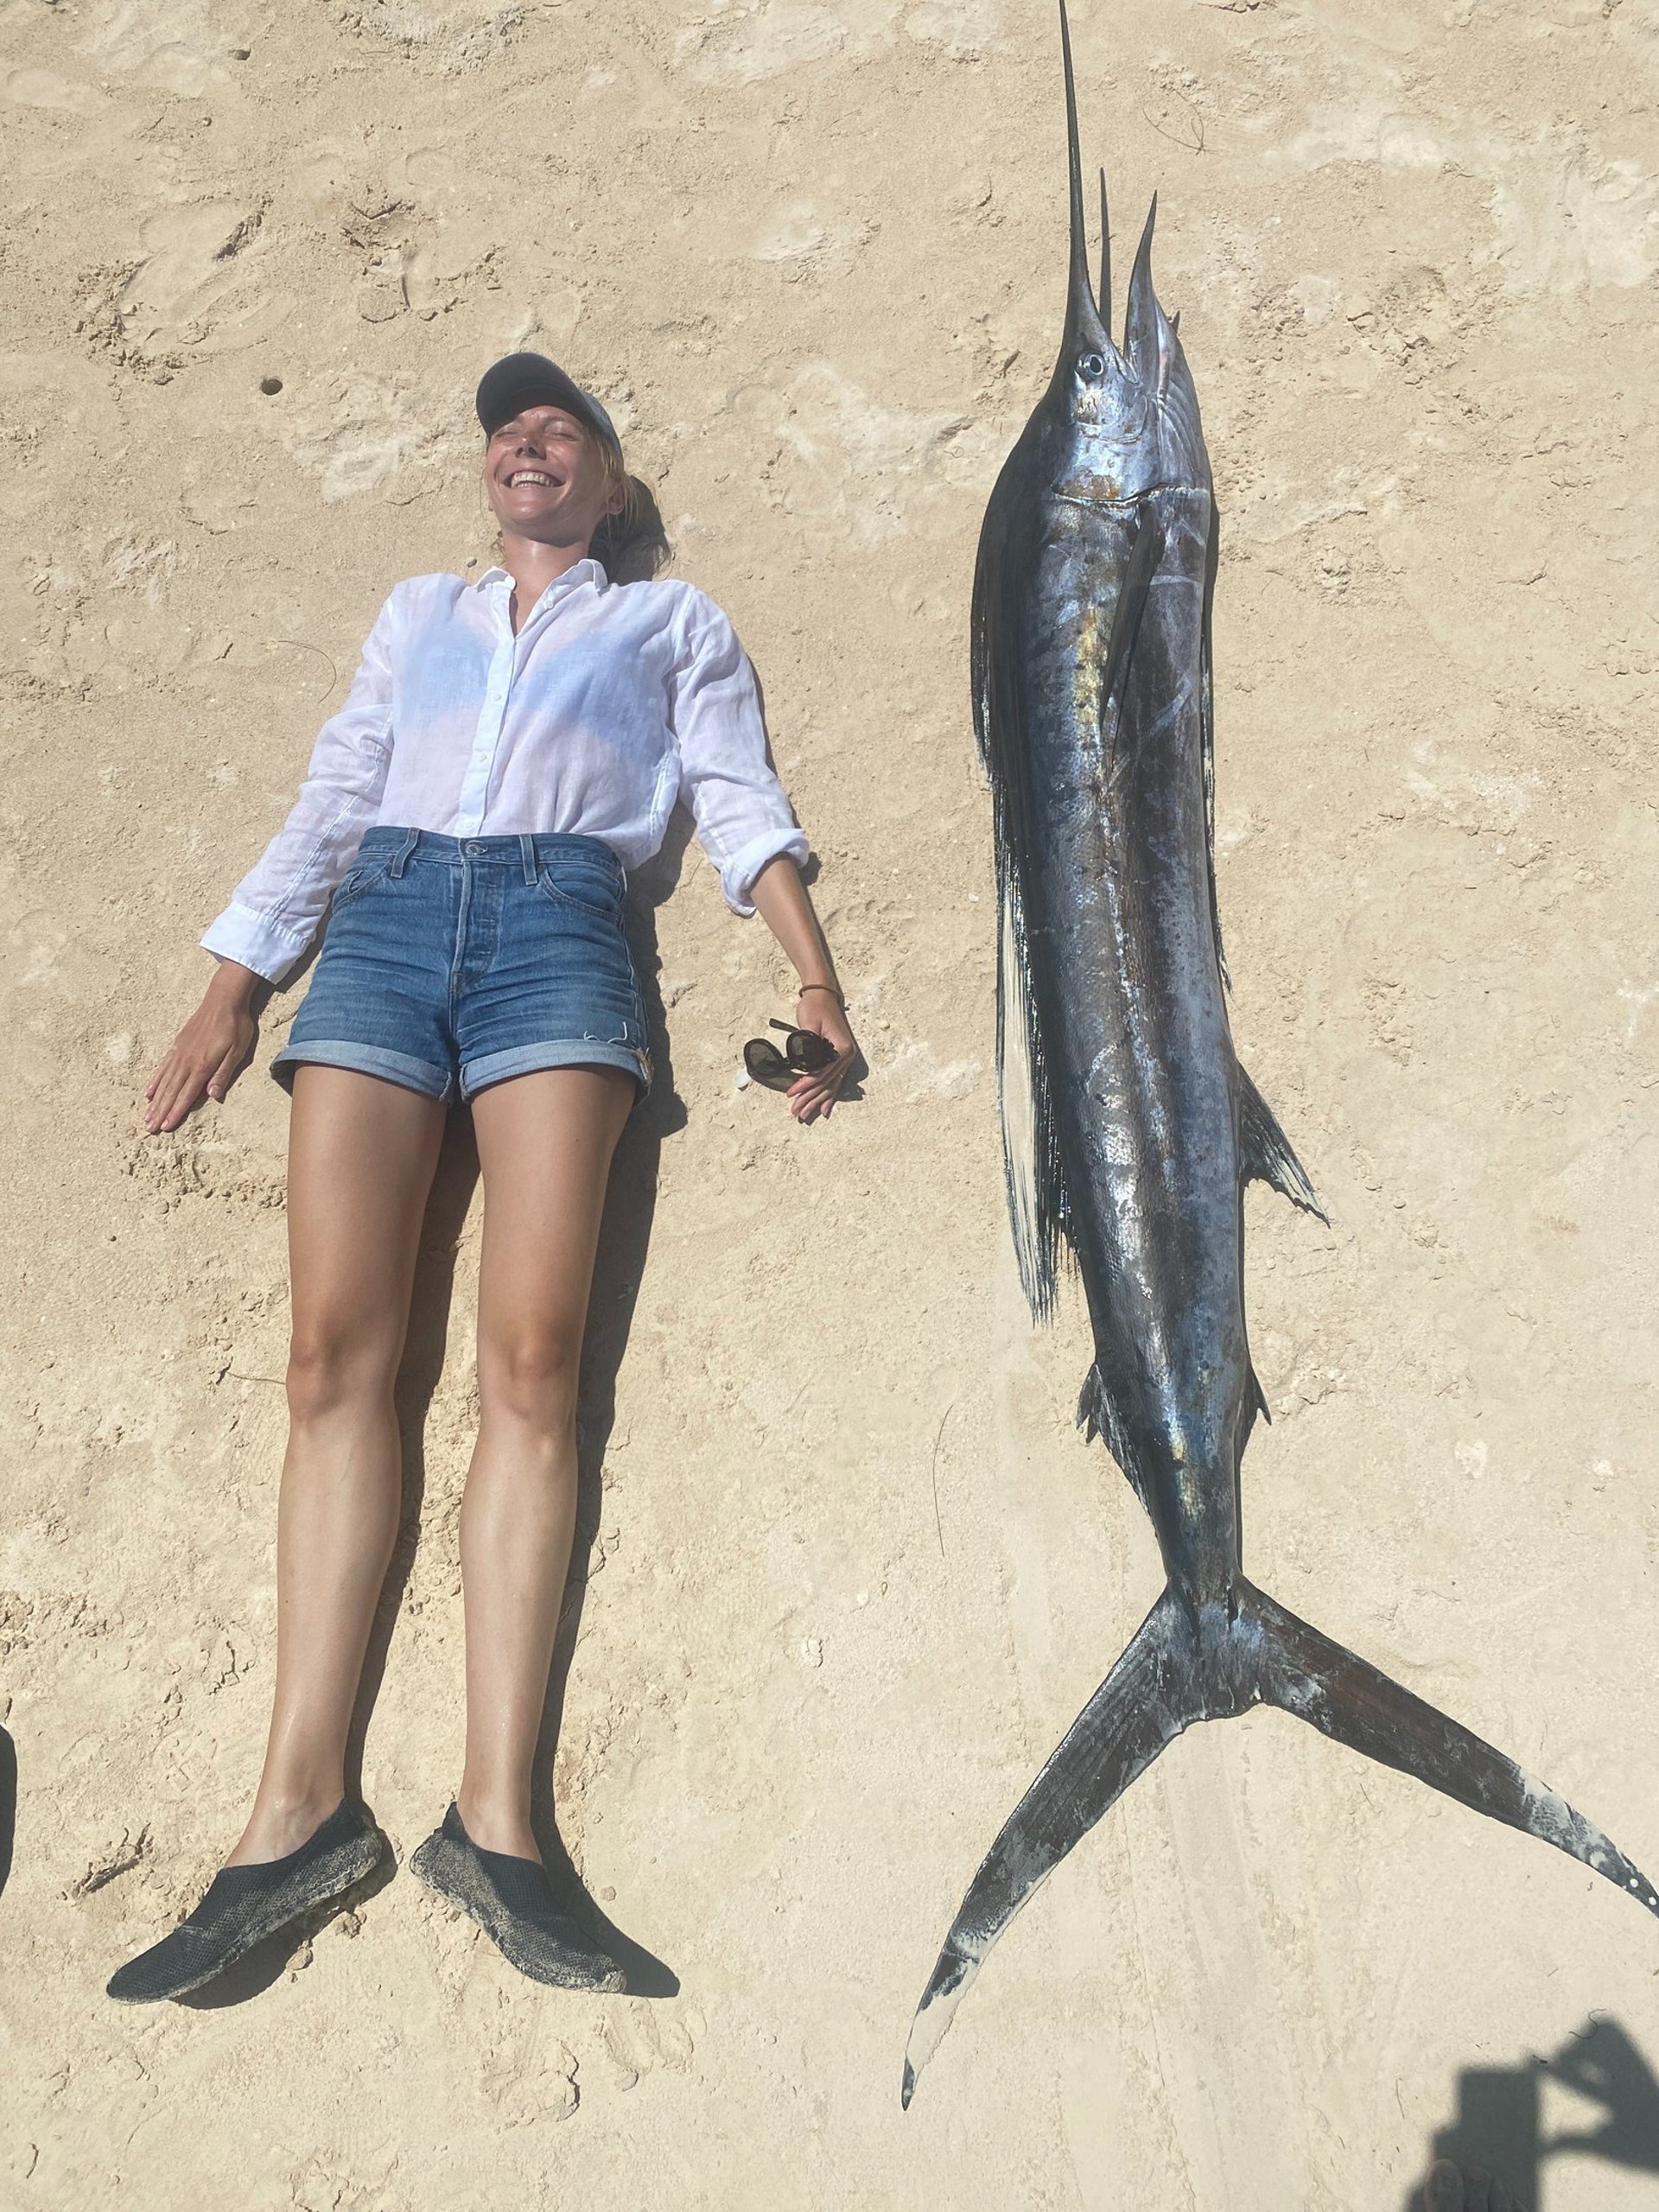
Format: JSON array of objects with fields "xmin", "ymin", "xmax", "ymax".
[{"xmin": 3, "ymin": 0, "xmax": 1656, "ymax": 2204}]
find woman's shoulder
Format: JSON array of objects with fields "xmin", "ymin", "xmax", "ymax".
[
  {"xmin": 613, "ymin": 575, "xmax": 736, "ymax": 637},
  {"xmin": 381, "ymin": 570, "xmax": 474, "ymax": 612}
]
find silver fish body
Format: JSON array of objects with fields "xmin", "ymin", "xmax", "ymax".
[{"xmin": 903, "ymin": 0, "xmax": 1658, "ymax": 2111}]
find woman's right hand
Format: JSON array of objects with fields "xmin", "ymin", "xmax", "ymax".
[{"xmin": 143, "ymin": 962, "xmax": 261, "ymax": 1135}]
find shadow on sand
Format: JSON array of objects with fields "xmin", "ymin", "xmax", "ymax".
[
  {"xmin": 0, "ymin": 1725, "xmax": 16, "ymax": 1903},
  {"xmin": 1403, "ymin": 2016, "xmax": 1659, "ymax": 2210}
]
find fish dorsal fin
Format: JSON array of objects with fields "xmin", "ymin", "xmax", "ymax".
[
  {"xmin": 1237, "ymin": 1065, "xmax": 1325, "ymax": 1220},
  {"xmin": 1123, "ymin": 195, "xmax": 1160, "ymax": 386},
  {"xmin": 975, "ymin": 480, "xmax": 1069, "ymax": 1323},
  {"xmin": 1198, "ymin": 501, "xmax": 1229, "ymax": 989},
  {"xmin": 997, "ymin": 860, "xmax": 1067, "ymax": 1321}
]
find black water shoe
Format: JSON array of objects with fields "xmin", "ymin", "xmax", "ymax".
[
  {"xmin": 105, "ymin": 1799, "xmax": 385, "ymax": 2004},
  {"xmin": 410, "ymin": 1802, "xmax": 625, "ymax": 1992}
]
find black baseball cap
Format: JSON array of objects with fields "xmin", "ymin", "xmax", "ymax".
[{"xmin": 474, "ymin": 352, "xmax": 622, "ymax": 460}]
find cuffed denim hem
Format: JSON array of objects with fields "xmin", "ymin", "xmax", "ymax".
[
  {"xmin": 270, "ymin": 1039, "xmax": 455, "ymax": 1103},
  {"xmin": 461, "ymin": 1038, "xmax": 650, "ymax": 1103}
]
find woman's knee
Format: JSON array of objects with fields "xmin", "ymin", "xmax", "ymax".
[
  {"xmin": 477, "ymin": 1325, "xmax": 583, "ymax": 1432},
  {"xmin": 285, "ymin": 1319, "xmax": 399, "ymax": 1421}
]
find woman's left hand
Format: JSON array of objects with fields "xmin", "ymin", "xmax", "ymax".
[{"xmin": 787, "ymin": 989, "xmax": 857, "ymax": 1124}]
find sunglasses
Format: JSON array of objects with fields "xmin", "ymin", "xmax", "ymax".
[{"xmin": 743, "ymin": 1018, "xmax": 837, "ymax": 1091}]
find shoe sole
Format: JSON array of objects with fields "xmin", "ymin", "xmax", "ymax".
[
  {"xmin": 106, "ymin": 1829, "xmax": 387, "ymax": 2004},
  {"xmin": 410, "ymin": 1830, "xmax": 626, "ymax": 1993}
]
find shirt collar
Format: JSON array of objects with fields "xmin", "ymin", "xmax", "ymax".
[{"xmin": 474, "ymin": 556, "xmax": 609, "ymax": 608}]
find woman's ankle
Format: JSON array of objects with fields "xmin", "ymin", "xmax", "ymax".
[
  {"xmin": 226, "ymin": 1783, "xmax": 345, "ymax": 1866},
  {"xmin": 453, "ymin": 1783, "xmax": 539, "ymax": 1862}
]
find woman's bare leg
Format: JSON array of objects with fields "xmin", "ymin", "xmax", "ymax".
[
  {"xmin": 454, "ymin": 1065, "xmax": 635, "ymax": 1859},
  {"xmin": 227, "ymin": 1066, "xmax": 447, "ymax": 1865}
]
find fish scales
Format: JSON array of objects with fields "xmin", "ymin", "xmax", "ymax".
[
  {"xmin": 903, "ymin": 0, "xmax": 1658, "ymax": 2114},
  {"xmin": 1008, "ymin": 480, "xmax": 1243, "ymax": 1592}
]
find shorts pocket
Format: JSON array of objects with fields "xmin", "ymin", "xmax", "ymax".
[
  {"xmin": 330, "ymin": 855, "xmax": 394, "ymax": 912},
  {"xmin": 534, "ymin": 854, "xmax": 624, "ymax": 920}
]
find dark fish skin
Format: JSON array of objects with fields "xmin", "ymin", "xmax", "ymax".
[{"xmin": 903, "ymin": 0, "xmax": 1659, "ymax": 2109}]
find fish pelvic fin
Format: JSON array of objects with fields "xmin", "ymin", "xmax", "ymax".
[
  {"xmin": 903, "ymin": 1574, "xmax": 1658, "ymax": 2107},
  {"xmin": 1237, "ymin": 1065, "xmax": 1326, "ymax": 1221},
  {"xmin": 1078, "ymin": 1363, "xmax": 1157, "ymax": 1514}
]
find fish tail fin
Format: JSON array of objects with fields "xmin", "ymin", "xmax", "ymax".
[
  {"xmin": 903, "ymin": 1576, "xmax": 1658, "ymax": 2107},
  {"xmin": 903, "ymin": 1586, "xmax": 1203, "ymax": 2107},
  {"xmin": 1238, "ymin": 1579, "xmax": 1659, "ymax": 1916}
]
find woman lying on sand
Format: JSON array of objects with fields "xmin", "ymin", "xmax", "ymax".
[{"xmin": 109, "ymin": 353, "xmax": 855, "ymax": 2002}]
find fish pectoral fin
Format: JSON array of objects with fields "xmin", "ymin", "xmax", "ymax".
[
  {"xmin": 1241, "ymin": 1580, "xmax": 1659, "ymax": 1919},
  {"xmin": 1237, "ymin": 1065, "xmax": 1326, "ymax": 1221},
  {"xmin": 903, "ymin": 1587, "xmax": 1201, "ymax": 2109},
  {"xmin": 1097, "ymin": 506, "xmax": 1163, "ymax": 750}
]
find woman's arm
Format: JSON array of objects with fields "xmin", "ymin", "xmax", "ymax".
[
  {"xmin": 143, "ymin": 593, "xmax": 398, "ymax": 1134},
  {"xmin": 143, "ymin": 959, "xmax": 261, "ymax": 1135},
  {"xmin": 748, "ymin": 856, "xmax": 856, "ymax": 1125},
  {"xmin": 668, "ymin": 591, "xmax": 855, "ymax": 1124}
]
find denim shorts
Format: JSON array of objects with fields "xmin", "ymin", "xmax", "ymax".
[{"xmin": 272, "ymin": 828, "xmax": 651, "ymax": 1103}]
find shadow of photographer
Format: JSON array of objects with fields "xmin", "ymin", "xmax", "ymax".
[{"xmin": 1406, "ymin": 2015, "xmax": 1659, "ymax": 2211}]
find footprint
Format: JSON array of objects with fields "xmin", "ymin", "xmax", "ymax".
[
  {"xmin": 903, "ymin": 1, "xmax": 1000, "ymax": 56},
  {"xmin": 74, "ymin": 0, "xmax": 232, "ymax": 97},
  {"xmin": 728, "ymin": 360, "xmax": 993, "ymax": 545},
  {"xmin": 326, "ymin": 0, "xmax": 525, "ymax": 73},
  {"xmin": 92, "ymin": 202, "xmax": 283, "ymax": 376},
  {"xmin": 595, "ymin": 1999, "xmax": 699, "ymax": 2090},
  {"xmin": 467, "ymin": 1983, "xmax": 581, "ymax": 2125},
  {"xmin": 3, "ymin": 67, "xmax": 109, "ymax": 114},
  {"xmin": 280, "ymin": 370, "xmax": 465, "ymax": 505},
  {"xmin": 747, "ymin": 202, "xmax": 874, "ymax": 282},
  {"xmin": 674, "ymin": 1, "xmax": 889, "ymax": 86}
]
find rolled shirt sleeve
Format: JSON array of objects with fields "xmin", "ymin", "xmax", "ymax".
[
  {"xmin": 200, "ymin": 595, "xmax": 398, "ymax": 983},
  {"xmin": 670, "ymin": 592, "xmax": 809, "ymax": 915}
]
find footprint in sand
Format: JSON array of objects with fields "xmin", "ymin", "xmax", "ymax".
[
  {"xmin": 596, "ymin": 1999, "xmax": 699, "ymax": 2091},
  {"xmin": 73, "ymin": 0, "xmax": 233, "ymax": 97},
  {"xmin": 676, "ymin": 0, "xmax": 999, "ymax": 82},
  {"xmin": 467, "ymin": 1982, "xmax": 581, "ymax": 2124},
  {"xmin": 280, "ymin": 371, "xmax": 466, "ymax": 505},
  {"xmin": 325, "ymin": 0, "xmax": 525, "ymax": 73},
  {"xmin": 99, "ymin": 202, "xmax": 283, "ymax": 375},
  {"xmin": 728, "ymin": 361, "xmax": 995, "ymax": 545}
]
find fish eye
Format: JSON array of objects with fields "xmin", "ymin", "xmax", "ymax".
[{"xmin": 1077, "ymin": 351, "xmax": 1105, "ymax": 380}]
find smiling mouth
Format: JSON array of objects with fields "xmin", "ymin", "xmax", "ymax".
[{"xmin": 505, "ymin": 469, "xmax": 558, "ymax": 489}]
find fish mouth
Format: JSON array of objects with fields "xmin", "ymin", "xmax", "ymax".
[{"xmin": 1049, "ymin": 0, "xmax": 1199, "ymax": 479}]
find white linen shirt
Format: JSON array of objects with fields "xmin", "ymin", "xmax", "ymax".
[{"xmin": 201, "ymin": 559, "xmax": 809, "ymax": 984}]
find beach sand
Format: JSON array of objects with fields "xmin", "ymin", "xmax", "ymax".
[{"xmin": 2, "ymin": 0, "xmax": 1656, "ymax": 2204}]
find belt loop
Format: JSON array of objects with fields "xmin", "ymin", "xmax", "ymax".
[
  {"xmin": 519, "ymin": 834, "xmax": 537, "ymax": 887},
  {"xmin": 390, "ymin": 829, "xmax": 418, "ymax": 879}
]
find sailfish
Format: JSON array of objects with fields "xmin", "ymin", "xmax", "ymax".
[{"xmin": 902, "ymin": 0, "xmax": 1657, "ymax": 2108}]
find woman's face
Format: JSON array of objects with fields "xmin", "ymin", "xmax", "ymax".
[{"xmin": 483, "ymin": 405, "xmax": 622, "ymax": 549}]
